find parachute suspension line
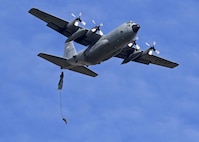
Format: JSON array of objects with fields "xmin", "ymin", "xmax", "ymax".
[
  {"xmin": 59, "ymin": 91, "xmax": 63, "ymax": 118},
  {"xmin": 59, "ymin": 91, "xmax": 67, "ymax": 124},
  {"xmin": 58, "ymin": 71, "xmax": 67, "ymax": 124}
]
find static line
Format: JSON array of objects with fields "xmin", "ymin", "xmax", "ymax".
[{"xmin": 59, "ymin": 91, "xmax": 67, "ymax": 124}]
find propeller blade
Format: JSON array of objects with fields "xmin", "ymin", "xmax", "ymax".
[
  {"xmin": 146, "ymin": 41, "xmax": 156, "ymax": 47},
  {"xmin": 99, "ymin": 30, "xmax": 103, "ymax": 36},
  {"xmin": 135, "ymin": 44, "xmax": 140, "ymax": 50},
  {"xmin": 91, "ymin": 20, "xmax": 103, "ymax": 35},
  {"xmin": 155, "ymin": 49, "xmax": 160, "ymax": 54},
  {"xmin": 146, "ymin": 41, "xmax": 160, "ymax": 55},
  {"xmin": 71, "ymin": 13, "xmax": 76, "ymax": 18},
  {"xmin": 135, "ymin": 36, "xmax": 139, "ymax": 41},
  {"xmin": 153, "ymin": 41, "xmax": 156, "ymax": 46},
  {"xmin": 71, "ymin": 12, "xmax": 86, "ymax": 26},
  {"xmin": 92, "ymin": 19, "xmax": 96, "ymax": 25},
  {"xmin": 81, "ymin": 20, "xmax": 86, "ymax": 26},
  {"xmin": 100, "ymin": 23, "xmax": 103, "ymax": 27},
  {"xmin": 128, "ymin": 37, "xmax": 139, "ymax": 48},
  {"xmin": 146, "ymin": 42, "xmax": 150, "ymax": 47}
]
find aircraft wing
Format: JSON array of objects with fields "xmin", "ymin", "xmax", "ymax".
[
  {"xmin": 115, "ymin": 47, "xmax": 179, "ymax": 68},
  {"xmin": 29, "ymin": 8, "xmax": 101, "ymax": 46},
  {"xmin": 38, "ymin": 53, "xmax": 98, "ymax": 77}
]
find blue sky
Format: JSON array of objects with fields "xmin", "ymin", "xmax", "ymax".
[{"xmin": 1, "ymin": 0, "xmax": 199, "ymax": 142}]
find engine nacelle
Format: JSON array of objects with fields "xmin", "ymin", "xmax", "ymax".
[
  {"xmin": 86, "ymin": 29, "xmax": 100, "ymax": 37},
  {"xmin": 121, "ymin": 50, "xmax": 142, "ymax": 64},
  {"xmin": 66, "ymin": 20, "xmax": 77, "ymax": 29},
  {"xmin": 142, "ymin": 47, "xmax": 159, "ymax": 56},
  {"xmin": 66, "ymin": 28, "xmax": 87, "ymax": 42}
]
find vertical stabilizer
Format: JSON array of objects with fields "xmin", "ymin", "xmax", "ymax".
[{"xmin": 64, "ymin": 41, "xmax": 77, "ymax": 59}]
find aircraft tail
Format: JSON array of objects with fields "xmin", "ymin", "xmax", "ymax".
[
  {"xmin": 38, "ymin": 53, "xmax": 98, "ymax": 77},
  {"xmin": 63, "ymin": 41, "xmax": 77, "ymax": 59}
]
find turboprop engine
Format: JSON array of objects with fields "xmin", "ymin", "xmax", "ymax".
[{"xmin": 66, "ymin": 28, "xmax": 87, "ymax": 42}]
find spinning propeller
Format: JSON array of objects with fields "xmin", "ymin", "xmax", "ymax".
[
  {"xmin": 91, "ymin": 20, "xmax": 104, "ymax": 35},
  {"xmin": 128, "ymin": 37, "xmax": 140, "ymax": 50},
  {"xmin": 71, "ymin": 12, "xmax": 86, "ymax": 26},
  {"xmin": 145, "ymin": 41, "xmax": 160, "ymax": 55}
]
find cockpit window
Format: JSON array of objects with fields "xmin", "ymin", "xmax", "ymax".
[{"xmin": 126, "ymin": 21, "xmax": 133, "ymax": 27}]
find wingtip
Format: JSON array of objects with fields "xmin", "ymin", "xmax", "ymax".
[
  {"xmin": 37, "ymin": 53, "xmax": 43, "ymax": 57},
  {"xmin": 170, "ymin": 63, "xmax": 179, "ymax": 69},
  {"xmin": 28, "ymin": 8, "xmax": 38, "ymax": 14},
  {"xmin": 37, "ymin": 53, "xmax": 47, "ymax": 59},
  {"xmin": 93, "ymin": 73, "xmax": 98, "ymax": 77},
  {"xmin": 28, "ymin": 8, "xmax": 34, "ymax": 13},
  {"xmin": 175, "ymin": 63, "xmax": 179, "ymax": 68}
]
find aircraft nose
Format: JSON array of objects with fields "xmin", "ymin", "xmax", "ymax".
[{"xmin": 132, "ymin": 24, "xmax": 140, "ymax": 33}]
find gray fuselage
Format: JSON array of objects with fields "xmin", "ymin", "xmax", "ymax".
[{"xmin": 70, "ymin": 21, "xmax": 140, "ymax": 66}]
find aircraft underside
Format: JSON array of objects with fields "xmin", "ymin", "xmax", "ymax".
[{"xmin": 29, "ymin": 8, "xmax": 179, "ymax": 77}]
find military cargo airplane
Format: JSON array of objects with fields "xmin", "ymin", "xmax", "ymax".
[{"xmin": 29, "ymin": 8, "xmax": 179, "ymax": 77}]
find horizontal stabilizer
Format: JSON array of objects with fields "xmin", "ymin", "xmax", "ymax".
[
  {"xmin": 38, "ymin": 53, "xmax": 70, "ymax": 67},
  {"xmin": 38, "ymin": 53, "xmax": 98, "ymax": 77},
  {"xmin": 68, "ymin": 66, "xmax": 98, "ymax": 77}
]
